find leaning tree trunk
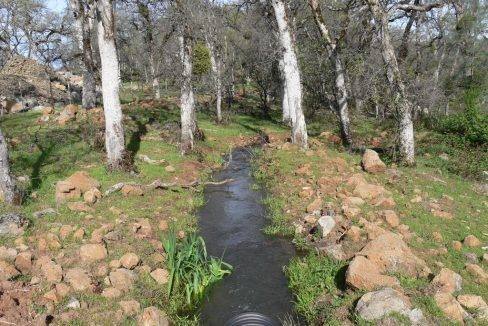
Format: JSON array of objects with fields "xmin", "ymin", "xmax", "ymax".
[
  {"xmin": 179, "ymin": 33, "xmax": 195, "ymax": 154},
  {"xmin": 70, "ymin": 0, "xmax": 97, "ymax": 109},
  {"xmin": 96, "ymin": 0, "xmax": 125, "ymax": 170},
  {"xmin": 206, "ymin": 39, "xmax": 223, "ymax": 123},
  {"xmin": 308, "ymin": 0, "xmax": 352, "ymax": 147},
  {"xmin": 0, "ymin": 127, "xmax": 19, "ymax": 205},
  {"xmin": 272, "ymin": 0, "xmax": 308, "ymax": 148},
  {"xmin": 366, "ymin": 0, "xmax": 415, "ymax": 165}
]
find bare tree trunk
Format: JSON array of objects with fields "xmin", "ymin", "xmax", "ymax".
[
  {"xmin": 206, "ymin": 39, "xmax": 223, "ymax": 123},
  {"xmin": 308, "ymin": 0, "xmax": 352, "ymax": 147},
  {"xmin": 96, "ymin": 0, "xmax": 125, "ymax": 170},
  {"xmin": 272, "ymin": 0, "xmax": 307, "ymax": 148},
  {"xmin": 333, "ymin": 52, "xmax": 352, "ymax": 146},
  {"xmin": 366, "ymin": 0, "xmax": 415, "ymax": 165},
  {"xmin": 279, "ymin": 57, "xmax": 292, "ymax": 126},
  {"xmin": 0, "ymin": 127, "xmax": 19, "ymax": 205},
  {"xmin": 179, "ymin": 33, "xmax": 195, "ymax": 154},
  {"xmin": 137, "ymin": 1, "xmax": 160, "ymax": 100},
  {"xmin": 70, "ymin": 0, "xmax": 97, "ymax": 109}
]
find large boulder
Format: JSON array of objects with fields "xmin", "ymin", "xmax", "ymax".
[
  {"xmin": 357, "ymin": 232, "xmax": 431, "ymax": 277},
  {"xmin": 355, "ymin": 287, "xmax": 424, "ymax": 324},
  {"xmin": 346, "ymin": 256, "xmax": 399, "ymax": 291},
  {"xmin": 362, "ymin": 149, "xmax": 386, "ymax": 173}
]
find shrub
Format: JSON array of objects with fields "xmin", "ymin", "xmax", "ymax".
[
  {"xmin": 192, "ymin": 43, "xmax": 211, "ymax": 76},
  {"xmin": 435, "ymin": 88, "xmax": 488, "ymax": 146}
]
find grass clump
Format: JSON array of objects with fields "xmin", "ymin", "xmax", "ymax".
[
  {"xmin": 163, "ymin": 230, "xmax": 232, "ymax": 311},
  {"xmin": 285, "ymin": 253, "xmax": 351, "ymax": 325}
]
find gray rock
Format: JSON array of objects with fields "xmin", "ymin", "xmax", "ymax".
[
  {"xmin": 356, "ymin": 287, "xmax": 424, "ymax": 324},
  {"xmin": 317, "ymin": 215, "xmax": 336, "ymax": 238},
  {"xmin": 0, "ymin": 213, "xmax": 27, "ymax": 235},
  {"xmin": 464, "ymin": 253, "xmax": 479, "ymax": 264},
  {"xmin": 33, "ymin": 208, "xmax": 57, "ymax": 219},
  {"xmin": 66, "ymin": 297, "xmax": 80, "ymax": 309}
]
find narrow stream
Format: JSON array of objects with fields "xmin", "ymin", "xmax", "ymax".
[{"xmin": 198, "ymin": 148, "xmax": 297, "ymax": 325}]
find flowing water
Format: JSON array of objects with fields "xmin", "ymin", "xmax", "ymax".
[{"xmin": 198, "ymin": 148, "xmax": 297, "ymax": 325}]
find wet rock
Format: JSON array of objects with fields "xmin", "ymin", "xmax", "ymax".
[
  {"xmin": 150, "ymin": 268, "xmax": 169, "ymax": 285},
  {"xmin": 119, "ymin": 300, "xmax": 141, "ymax": 316},
  {"xmin": 346, "ymin": 256, "xmax": 399, "ymax": 291},
  {"xmin": 317, "ymin": 215, "xmax": 336, "ymax": 238},
  {"xmin": 79, "ymin": 244, "xmax": 107, "ymax": 262},
  {"xmin": 65, "ymin": 268, "xmax": 92, "ymax": 291},
  {"xmin": 464, "ymin": 235, "xmax": 482, "ymax": 247},
  {"xmin": 120, "ymin": 253, "xmax": 140, "ymax": 270},
  {"xmin": 355, "ymin": 287, "xmax": 423, "ymax": 324},
  {"xmin": 465, "ymin": 264, "xmax": 488, "ymax": 284},
  {"xmin": 430, "ymin": 268, "xmax": 462, "ymax": 294},
  {"xmin": 434, "ymin": 292, "xmax": 468, "ymax": 323},
  {"xmin": 137, "ymin": 306, "xmax": 169, "ymax": 326},
  {"xmin": 0, "ymin": 213, "xmax": 27, "ymax": 235},
  {"xmin": 362, "ymin": 149, "xmax": 386, "ymax": 174},
  {"xmin": 109, "ymin": 268, "xmax": 136, "ymax": 292}
]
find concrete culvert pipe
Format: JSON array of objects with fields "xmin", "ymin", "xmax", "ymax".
[{"xmin": 225, "ymin": 312, "xmax": 280, "ymax": 326}]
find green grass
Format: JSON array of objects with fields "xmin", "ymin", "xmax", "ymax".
[
  {"xmin": 0, "ymin": 92, "xmax": 285, "ymax": 325},
  {"xmin": 285, "ymin": 253, "xmax": 355, "ymax": 325}
]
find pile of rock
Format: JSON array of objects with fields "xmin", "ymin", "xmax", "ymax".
[{"xmin": 55, "ymin": 171, "xmax": 102, "ymax": 209}]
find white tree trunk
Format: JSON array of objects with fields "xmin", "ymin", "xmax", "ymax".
[
  {"xmin": 179, "ymin": 33, "xmax": 195, "ymax": 154},
  {"xmin": 0, "ymin": 127, "xmax": 19, "ymax": 205},
  {"xmin": 70, "ymin": 0, "xmax": 97, "ymax": 109},
  {"xmin": 366, "ymin": 0, "xmax": 415, "ymax": 165},
  {"xmin": 206, "ymin": 39, "xmax": 223, "ymax": 123},
  {"xmin": 333, "ymin": 53, "xmax": 352, "ymax": 146},
  {"xmin": 96, "ymin": 0, "xmax": 125, "ymax": 169},
  {"xmin": 308, "ymin": 0, "xmax": 352, "ymax": 146},
  {"xmin": 272, "ymin": 0, "xmax": 308, "ymax": 148},
  {"xmin": 279, "ymin": 57, "xmax": 292, "ymax": 126}
]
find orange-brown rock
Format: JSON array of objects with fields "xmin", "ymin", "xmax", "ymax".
[{"xmin": 346, "ymin": 256, "xmax": 400, "ymax": 291}]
